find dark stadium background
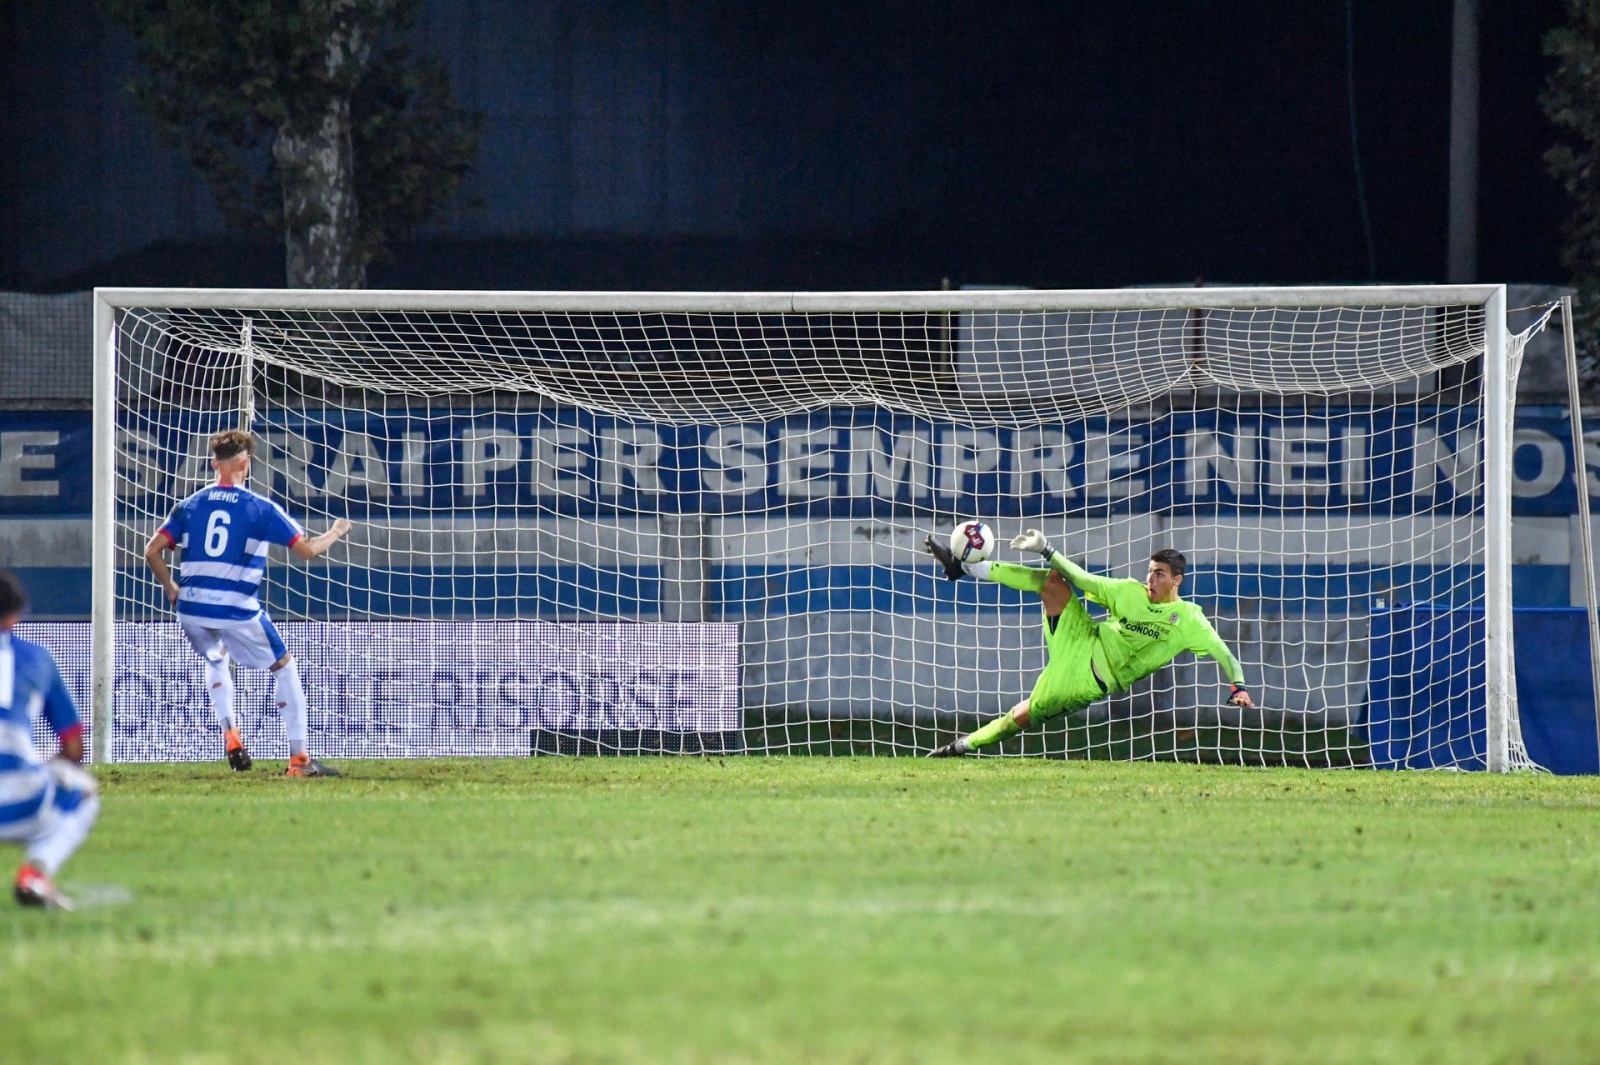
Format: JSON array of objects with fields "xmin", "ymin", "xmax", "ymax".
[{"xmin": 0, "ymin": 0, "xmax": 1570, "ymax": 292}]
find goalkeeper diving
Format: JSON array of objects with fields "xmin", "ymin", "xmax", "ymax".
[{"xmin": 924, "ymin": 528, "xmax": 1253, "ymax": 757}]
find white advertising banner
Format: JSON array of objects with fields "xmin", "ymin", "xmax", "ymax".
[{"xmin": 21, "ymin": 621, "xmax": 741, "ymax": 761}]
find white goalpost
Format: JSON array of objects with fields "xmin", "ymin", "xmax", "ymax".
[{"xmin": 85, "ymin": 285, "xmax": 1539, "ymax": 769}]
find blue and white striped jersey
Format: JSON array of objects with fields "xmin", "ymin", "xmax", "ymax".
[
  {"xmin": 0, "ymin": 631, "xmax": 80, "ymax": 771},
  {"xmin": 158, "ymin": 484, "xmax": 304, "ymax": 623}
]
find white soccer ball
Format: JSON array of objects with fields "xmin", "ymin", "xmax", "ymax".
[{"xmin": 949, "ymin": 520, "xmax": 996, "ymax": 564}]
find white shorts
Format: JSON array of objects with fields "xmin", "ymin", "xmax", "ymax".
[
  {"xmin": 0, "ymin": 760, "xmax": 98, "ymax": 845},
  {"xmin": 179, "ymin": 613, "xmax": 290, "ymax": 671}
]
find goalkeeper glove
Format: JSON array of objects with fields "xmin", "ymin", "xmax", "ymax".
[{"xmin": 1010, "ymin": 528, "xmax": 1056, "ymax": 560}]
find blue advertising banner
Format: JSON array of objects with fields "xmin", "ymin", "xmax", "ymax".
[
  {"xmin": 1507, "ymin": 406, "xmax": 1600, "ymax": 516},
  {"xmin": 0, "ymin": 411, "xmax": 92, "ymax": 515},
  {"xmin": 2, "ymin": 405, "xmax": 1597, "ymax": 519},
  {"xmin": 110, "ymin": 406, "xmax": 1493, "ymax": 518}
]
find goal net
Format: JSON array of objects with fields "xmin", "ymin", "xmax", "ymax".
[{"xmin": 92, "ymin": 286, "xmax": 1539, "ymax": 769}]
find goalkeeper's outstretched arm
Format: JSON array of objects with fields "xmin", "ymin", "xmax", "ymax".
[
  {"xmin": 1209, "ymin": 644, "xmax": 1254, "ymax": 708},
  {"xmin": 1192, "ymin": 621, "xmax": 1254, "ymax": 707},
  {"xmin": 1009, "ymin": 528, "xmax": 1119, "ymax": 601}
]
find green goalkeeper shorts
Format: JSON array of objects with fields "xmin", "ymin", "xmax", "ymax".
[{"xmin": 1026, "ymin": 593, "xmax": 1110, "ymax": 721}]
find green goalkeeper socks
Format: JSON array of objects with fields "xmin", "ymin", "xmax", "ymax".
[
  {"xmin": 965, "ymin": 710, "xmax": 1022, "ymax": 750},
  {"xmin": 960, "ymin": 565, "xmax": 1053, "ymax": 751},
  {"xmin": 984, "ymin": 562, "xmax": 1050, "ymax": 593}
]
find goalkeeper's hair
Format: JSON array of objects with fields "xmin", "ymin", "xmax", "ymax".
[
  {"xmin": 1150, "ymin": 548, "xmax": 1186, "ymax": 578},
  {"xmin": 0, "ymin": 569, "xmax": 28, "ymax": 620},
  {"xmin": 209, "ymin": 429, "xmax": 255, "ymax": 461}
]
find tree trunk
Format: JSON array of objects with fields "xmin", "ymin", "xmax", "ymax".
[
  {"xmin": 273, "ymin": 0, "xmax": 369, "ymax": 289},
  {"xmin": 274, "ymin": 102, "xmax": 363, "ymax": 289}
]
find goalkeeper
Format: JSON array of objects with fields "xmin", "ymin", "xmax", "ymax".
[{"xmin": 924, "ymin": 529, "xmax": 1253, "ymax": 757}]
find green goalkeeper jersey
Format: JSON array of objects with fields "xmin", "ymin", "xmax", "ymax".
[{"xmin": 1048, "ymin": 554, "xmax": 1245, "ymax": 691}]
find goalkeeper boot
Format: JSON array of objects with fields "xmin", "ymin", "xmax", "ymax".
[
  {"xmin": 224, "ymin": 728, "xmax": 252, "ymax": 772},
  {"xmin": 286, "ymin": 753, "xmax": 341, "ymax": 778},
  {"xmin": 926, "ymin": 738, "xmax": 971, "ymax": 758},
  {"xmin": 923, "ymin": 535, "xmax": 965, "ymax": 582},
  {"xmin": 14, "ymin": 863, "xmax": 73, "ymax": 911}
]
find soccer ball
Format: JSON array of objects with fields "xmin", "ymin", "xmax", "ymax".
[{"xmin": 949, "ymin": 520, "xmax": 996, "ymax": 564}]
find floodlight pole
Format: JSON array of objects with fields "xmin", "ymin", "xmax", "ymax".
[{"xmin": 1448, "ymin": 0, "xmax": 1479, "ymax": 283}]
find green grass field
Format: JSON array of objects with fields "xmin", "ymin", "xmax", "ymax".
[{"xmin": 4, "ymin": 759, "xmax": 1599, "ymax": 1064}]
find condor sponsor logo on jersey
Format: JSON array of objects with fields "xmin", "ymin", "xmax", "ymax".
[{"xmin": 1120, "ymin": 620, "xmax": 1167, "ymax": 640}]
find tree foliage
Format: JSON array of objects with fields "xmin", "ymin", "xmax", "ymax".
[
  {"xmin": 102, "ymin": 0, "xmax": 481, "ymax": 286},
  {"xmin": 1544, "ymin": 0, "xmax": 1600, "ymax": 389}
]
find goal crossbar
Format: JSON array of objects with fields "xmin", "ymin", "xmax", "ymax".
[{"xmin": 94, "ymin": 285, "xmax": 1506, "ymax": 314}]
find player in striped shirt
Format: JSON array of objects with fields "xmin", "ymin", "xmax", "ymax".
[
  {"xmin": 924, "ymin": 529, "xmax": 1253, "ymax": 757},
  {"xmin": 143, "ymin": 430, "xmax": 351, "ymax": 777},
  {"xmin": 0, "ymin": 570, "xmax": 99, "ymax": 910}
]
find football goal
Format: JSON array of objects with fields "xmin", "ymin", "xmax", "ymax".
[{"xmin": 89, "ymin": 285, "xmax": 1541, "ymax": 768}]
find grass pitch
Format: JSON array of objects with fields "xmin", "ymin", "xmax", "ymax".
[{"xmin": 3, "ymin": 759, "xmax": 1599, "ymax": 1064}]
